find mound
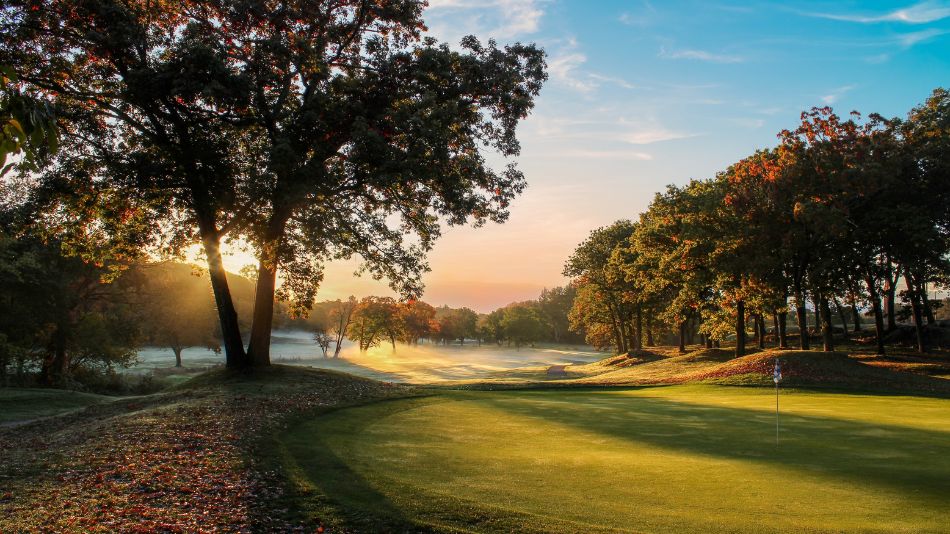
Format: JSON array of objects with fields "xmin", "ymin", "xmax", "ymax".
[{"xmin": 686, "ymin": 350, "xmax": 950, "ymax": 393}]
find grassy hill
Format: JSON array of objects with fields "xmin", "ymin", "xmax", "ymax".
[{"xmin": 1, "ymin": 347, "xmax": 948, "ymax": 532}]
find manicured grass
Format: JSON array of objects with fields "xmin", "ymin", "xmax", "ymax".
[
  {"xmin": 0, "ymin": 388, "xmax": 114, "ymax": 424},
  {"xmin": 278, "ymin": 385, "xmax": 950, "ymax": 533}
]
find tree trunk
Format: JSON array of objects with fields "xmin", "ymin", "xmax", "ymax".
[
  {"xmin": 820, "ymin": 295, "xmax": 834, "ymax": 352},
  {"xmin": 646, "ymin": 314, "xmax": 655, "ymax": 347},
  {"xmin": 772, "ymin": 313, "xmax": 779, "ymax": 344},
  {"xmin": 864, "ymin": 276, "xmax": 886, "ymax": 355},
  {"xmin": 884, "ymin": 264, "xmax": 898, "ymax": 331},
  {"xmin": 757, "ymin": 314, "xmax": 766, "ymax": 350},
  {"xmin": 247, "ymin": 254, "xmax": 279, "ymax": 367},
  {"xmin": 851, "ymin": 304, "xmax": 862, "ymax": 333},
  {"xmin": 173, "ymin": 347, "xmax": 183, "ymax": 368},
  {"xmin": 200, "ymin": 231, "xmax": 246, "ymax": 368},
  {"xmin": 778, "ymin": 311, "xmax": 788, "ymax": 349},
  {"xmin": 752, "ymin": 313, "xmax": 760, "ymax": 346},
  {"xmin": 678, "ymin": 321, "xmax": 687, "ymax": 354},
  {"xmin": 795, "ymin": 296, "xmax": 810, "ymax": 350},
  {"xmin": 705, "ymin": 336, "xmax": 713, "ymax": 349},
  {"xmin": 812, "ymin": 295, "xmax": 821, "ymax": 336},
  {"xmin": 921, "ymin": 281, "xmax": 936, "ymax": 325},
  {"xmin": 904, "ymin": 273, "xmax": 927, "ymax": 353},
  {"xmin": 634, "ymin": 306, "xmax": 643, "ymax": 352},
  {"xmin": 735, "ymin": 300, "xmax": 746, "ymax": 357},
  {"xmin": 834, "ymin": 298, "xmax": 849, "ymax": 340}
]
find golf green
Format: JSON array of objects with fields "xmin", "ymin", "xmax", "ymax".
[{"xmin": 280, "ymin": 386, "xmax": 950, "ymax": 532}]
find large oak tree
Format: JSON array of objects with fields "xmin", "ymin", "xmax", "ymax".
[{"xmin": 2, "ymin": 0, "xmax": 546, "ymax": 367}]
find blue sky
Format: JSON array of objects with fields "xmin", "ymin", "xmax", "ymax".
[{"xmin": 226, "ymin": 1, "xmax": 950, "ymax": 310}]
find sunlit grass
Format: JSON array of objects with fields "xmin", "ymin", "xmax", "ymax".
[{"xmin": 279, "ymin": 386, "xmax": 950, "ymax": 533}]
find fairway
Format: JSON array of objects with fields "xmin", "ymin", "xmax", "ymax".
[{"xmin": 280, "ymin": 386, "xmax": 950, "ymax": 533}]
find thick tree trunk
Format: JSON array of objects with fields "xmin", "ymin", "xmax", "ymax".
[
  {"xmin": 173, "ymin": 347, "xmax": 183, "ymax": 368},
  {"xmin": 851, "ymin": 304, "xmax": 862, "ymax": 333},
  {"xmin": 904, "ymin": 273, "xmax": 927, "ymax": 353},
  {"xmin": 200, "ymin": 231, "xmax": 246, "ymax": 368},
  {"xmin": 247, "ymin": 254, "xmax": 278, "ymax": 366},
  {"xmin": 778, "ymin": 311, "xmax": 789, "ymax": 349},
  {"xmin": 735, "ymin": 300, "xmax": 746, "ymax": 357},
  {"xmin": 820, "ymin": 295, "xmax": 834, "ymax": 352},
  {"xmin": 795, "ymin": 296, "xmax": 810, "ymax": 350}
]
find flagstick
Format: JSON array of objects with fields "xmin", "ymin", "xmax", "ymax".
[{"xmin": 773, "ymin": 357, "xmax": 781, "ymax": 447}]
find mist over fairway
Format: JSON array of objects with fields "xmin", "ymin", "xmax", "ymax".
[{"xmin": 134, "ymin": 331, "xmax": 605, "ymax": 383}]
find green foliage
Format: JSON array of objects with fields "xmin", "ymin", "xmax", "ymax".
[
  {"xmin": 500, "ymin": 302, "xmax": 546, "ymax": 348},
  {"xmin": 3, "ymin": 0, "xmax": 547, "ymax": 366}
]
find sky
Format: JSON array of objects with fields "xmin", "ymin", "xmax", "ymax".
[{"xmin": 216, "ymin": 0, "xmax": 950, "ymax": 312}]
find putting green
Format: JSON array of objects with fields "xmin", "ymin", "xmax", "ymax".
[{"xmin": 280, "ymin": 386, "xmax": 950, "ymax": 533}]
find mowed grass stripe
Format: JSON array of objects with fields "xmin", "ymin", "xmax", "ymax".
[{"xmin": 280, "ymin": 386, "xmax": 950, "ymax": 533}]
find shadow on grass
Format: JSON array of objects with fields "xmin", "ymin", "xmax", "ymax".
[{"xmin": 472, "ymin": 390, "xmax": 950, "ymax": 503}]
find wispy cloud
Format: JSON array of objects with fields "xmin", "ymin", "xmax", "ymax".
[
  {"xmin": 820, "ymin": 85, "xmax": 856, "ymax": 105},
  {"xmin": 530, "ymin": 117, "xmax": 699, "ymax": 145},
  {"xmin": 547, "ymin": 39, "xmax": 638, "ymax": 93},
  {"xmin": 897, "ymin": 27, "xmax": 948, "ymax": 46},
  {"xmin": 548, "ymin": 52, "xmax": 597, "ymax": 92},
  {"xmin": 803, "ymin": 1, "xmax": 950, "ymax": 24},
  {"xmin": 659, "ymin": 47, "xmax": 745, "ymax": 64},
  {"xmin": 552, "ymin": 149, "xmax": 654, "ymax": 161},
  {"xmin": 621, "ymin": 127, "xmax": 698, "ymax": 144},
  {"xmin": 425, "ymin": 0, "xmax": 545, "ymax": 40},
  {"xmin": 618, "ymin": 1, "xmax": 657, "ymax": 27},
  {"xmin": 729, "ymin": 118, "xmax": 766, "ymax": 129}
]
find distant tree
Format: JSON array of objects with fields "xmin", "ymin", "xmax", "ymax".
[
  {"xmin": 538, "ymin": 286, "xmax": 576, "ymax": 344},
  {"xmin": 501, "ymin": 303, "xmax": 546, "ymax": 349},
  {"xmin": 348, "ymin": 296, "xmax": 399, "ymax": 352},
  {"xmin": 313, "ymin": 329, "xmax": 332, "ymax": 358},
  {"xmin": 436, "ymin": 306, "xmax": 477, "ymax": 345},
  {"xmin": 397, "ymin": 300, "xmax": 437, "ymax": 345},
  {"xmin": 4, "ymin": 1, "xmax": 547, "ymax": 368},
  {"xmin": 139, "ymin": 263, "xmax": 220, "ymax": 367},
  {"xmin": 328, "ymin": 297, "xmax": 358, "ymax": 358}
]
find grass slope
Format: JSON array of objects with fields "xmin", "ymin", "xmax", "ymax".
[
  {"xmin": 0, "ymin": 388, "xmax": 115, "ymax": 424},
  {"xmin": 279, "ymin": 385, "xmax": 950, "ymax": 533}
]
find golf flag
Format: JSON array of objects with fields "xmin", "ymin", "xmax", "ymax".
[{"xmin": 773, "ymin": 359, "xmax": 782, "ymax": 384}]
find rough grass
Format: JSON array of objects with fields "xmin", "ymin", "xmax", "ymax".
[
  {"xmin": 277, "ymin": 386, "xmax": 950, "ymax": 533},
  {"xmin": 0, "ymin": 366, "xmax": 410, "ymax": 532},
  {"xmin": 0, "ymin": 388, "xmax": 115, "ymax": 424}
]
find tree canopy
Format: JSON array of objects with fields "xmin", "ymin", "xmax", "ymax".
[{"xmin": 1, "ymin": 0, "xmax": 547, "ymax": 368}]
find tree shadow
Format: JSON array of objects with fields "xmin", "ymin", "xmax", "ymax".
[{"xmin": 471, "ymin": 389, "xmax": 950, "ymax": 503}]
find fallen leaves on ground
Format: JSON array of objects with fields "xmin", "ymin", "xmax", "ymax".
[{"xmin": 0, "ymin": 367, "xmax": 407, "ymax": 532}]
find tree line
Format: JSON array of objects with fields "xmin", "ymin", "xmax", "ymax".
[
  {"xmin": 312, "ymin": 285, "xmax": 581, "ymax": 356},
  {"xmin": 0, "ymin": 241, "xmax": 582, "ymax": 386},
  {"xmin": 566, "ymin": 89, "xmax": 949, "ymax": 357}
]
